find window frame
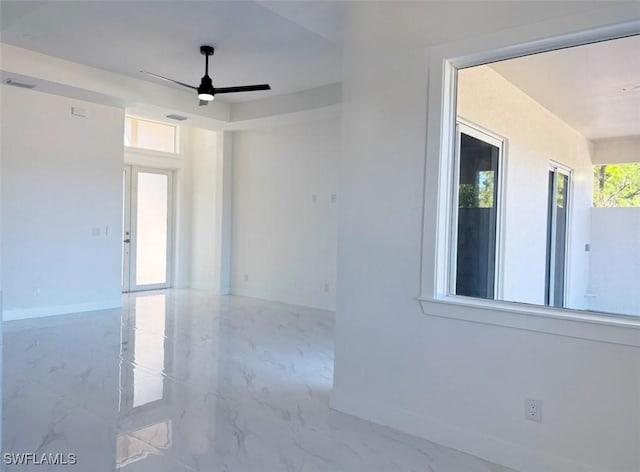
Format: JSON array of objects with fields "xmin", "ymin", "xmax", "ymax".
[
  {"xmin": 450, "ymin": 120, "xmax": 506, "ymax": 300},
  {"xmin": 418, "ymin": 15, "xmax": 640, "ymax": 346}
]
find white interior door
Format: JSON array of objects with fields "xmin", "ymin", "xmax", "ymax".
[{"xmin": 122, "ymin": 166, "xmax": 173, "ymax": 292}]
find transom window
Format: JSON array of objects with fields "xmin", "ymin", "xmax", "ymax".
[{"xmin": 125, "ymin": 116, "xmax": 178, "ymax": 154}]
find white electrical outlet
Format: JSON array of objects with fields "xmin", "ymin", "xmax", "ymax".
[
  {"xmin": 243, "ymin": 274, "xmax": 249, "ymax": 282},
  {"xmin": 525, "ymin": 398, "xmax": 542, "ymax": 422}
]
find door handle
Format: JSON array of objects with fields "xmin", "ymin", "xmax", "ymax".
[{"xmin": 123, "ymin": 239, "xmax": 131, "ymax": 243}]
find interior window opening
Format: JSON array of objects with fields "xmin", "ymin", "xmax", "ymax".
[{"xmin": 448, "ymin": 34, "xmax": 640, "ymax": 318}]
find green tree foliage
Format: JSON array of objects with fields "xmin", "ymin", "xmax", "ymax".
[
  {"xmin": 477, "ymin": 171, "xmax": 494, "ymax": 208},
  {"xmin": 593, "ymin": 163, "xmax": 640, "ymax": 207},
  {"xmin": 458, "ymin": 171, "xmax": 495, "ymax": 209}
]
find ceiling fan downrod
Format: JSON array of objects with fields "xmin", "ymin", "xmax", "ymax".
[{"xmin": 198, "ymin": 45, "xmax": 215, "ymax": 101}]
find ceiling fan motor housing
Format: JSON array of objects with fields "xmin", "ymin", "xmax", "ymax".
[
  {"xmin": 200, "ymin": 45, "xmax": 214, "ymax": 56},
  {"xmin": 198, "ymin": 74, "xmax": 215, "ymax": 97}
]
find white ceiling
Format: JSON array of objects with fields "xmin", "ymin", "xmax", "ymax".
[
  {"xmin": 1, "ymin": 0, "xmax": 637, "ymax": 135},
  {"xmin": 490, "ymin": 34, "xmax": 640, "ymax": 141},
  {"xmin": 0, "ymin": 1, "xmax": 343, "ymax": 103}
]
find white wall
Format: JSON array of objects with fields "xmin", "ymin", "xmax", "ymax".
[
  {"xmin": 185, "ymin": 127, "xmax": 232, "ymax": 294},
  {"xmin": 189, "ymin": 128, "xmax": 218, "ymax": 290},
  {"xmin": 231, "ymin": 119, "xmax": 339, "ymax": 310},
  {"xmin": 1, "ymin": 85, "xmax": 123, "ymax": 320},
  {"xmin": 215, "ymin": 131, "xmax": 233, "ymax": 295},
  {"xmin": 332, "ymin": 3, "xmax": 640, "ymax": 472},
  {"xmin": 592, "ymin": 137, "xmax": 640, "ymax": 164},
  {"xmin": 457, "ymin": 65, "xmax": 593, "ymax": 309},
  {"xmin": 588, "ymin": 208, "xmax": 640, "ymax": 316},
  {"xmin": 0, "ymin": 73, "xmax": 4, "ymax": 454},
  {"xmin": 588, "ymin": 136, "xmax": 640, "ymax": 317}
]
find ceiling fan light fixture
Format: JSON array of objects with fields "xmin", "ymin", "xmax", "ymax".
[
  {"xmin": 198, "ymin": 92, "xmax": 214, "ymax": 101},
  {"xmin": 198, "ymin": 74, "xmax": 215, "ymax": 101}
]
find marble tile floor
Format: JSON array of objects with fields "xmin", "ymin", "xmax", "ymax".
[{"xmin": 3, "ymin": 289, "xmax": 516, "ymax": 472}]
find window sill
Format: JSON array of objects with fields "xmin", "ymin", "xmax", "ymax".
[{"xmin": 418, "ymin": 296, "xmax": 640, "ymax": 347}]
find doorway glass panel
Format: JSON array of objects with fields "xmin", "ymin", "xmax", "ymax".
[
  {"xmin": 135, "ymin": 172, "xmax": 169, "ymax": 286},
  {"xmin": 122, "ymin": 166, "xmax": 172, "ymax": 292},
  {"xmin": 455, "ymin": 131, "xmax": 500, "ymax": 299},
  {"xmin": 546, "ymin": 168, "xmax": 569, "ymax": 307}
]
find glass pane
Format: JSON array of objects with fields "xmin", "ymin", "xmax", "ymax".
[
  {"xmin": 456, "ymin": 132, "xmax": 499, "ymax": 299},
  {"xmin": 135, "ymin": 119, "xmax": 176, "ymax": 153},
  {"xmin": 553, "ymin": 174, "xmax": 568, "ymax": 307},
  {"xmin": 136, "ymin": 172, "xmax": 168, "ymax": 286},
  {"xmin": 545, "ymin": 171, "xmax": 569, "ymax": 308},
  {"xmin": 124, "ymin": 116, "xmax": 133, "ymax": 146},
  {"xmin": 545, "ymin": 170, "xmax": 554, "ymax": 305}
]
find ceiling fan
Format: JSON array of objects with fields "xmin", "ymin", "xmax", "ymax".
[{"xmin": 141, "ymin": 45, "xmax": 271, "ymax": 106}]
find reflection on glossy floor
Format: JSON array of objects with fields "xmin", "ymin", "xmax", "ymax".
[{"xmin": 3, "ymin": 290, "xmax": 515, "ymax": 471}]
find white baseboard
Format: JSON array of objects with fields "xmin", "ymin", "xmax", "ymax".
[
  {"xmin": 329, "ymin": 389, "xmax": 606, "ymax": 472},
  {"xmin": 2, "ymin": 299, "xmax": 123, "ymax": 322}
]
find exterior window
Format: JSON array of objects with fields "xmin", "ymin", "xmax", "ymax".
[
  {"xmin": 545, "ymin": 165, "xmax": 571, "ymax": 308},
  {"xmin": 453, "ymin": 123, "xmax": 502, "ymax": 299},
  {"xmin": 125, "ymin": 116, "xmax": 178, "ymax": 154}
]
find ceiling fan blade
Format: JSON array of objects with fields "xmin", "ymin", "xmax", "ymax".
[
  {"xmin": 199, "ymin": 99, "xmax": 209, "ymax": 107},
  {"xmin": 141, "ymin": 70, "xmax": 198, "ymax": 90},
  {"xmin": 214, "ymin": 84, "xmax": 271, "ymax": 94}
]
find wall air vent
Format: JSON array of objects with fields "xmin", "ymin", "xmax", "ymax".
[
  {"xmin": 166, "ymin": 114, "xmax": 188, "ymax": 121},
  {"xmin": 3, "ymin": 78, "xmax": 36, "ymax": 89}
]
